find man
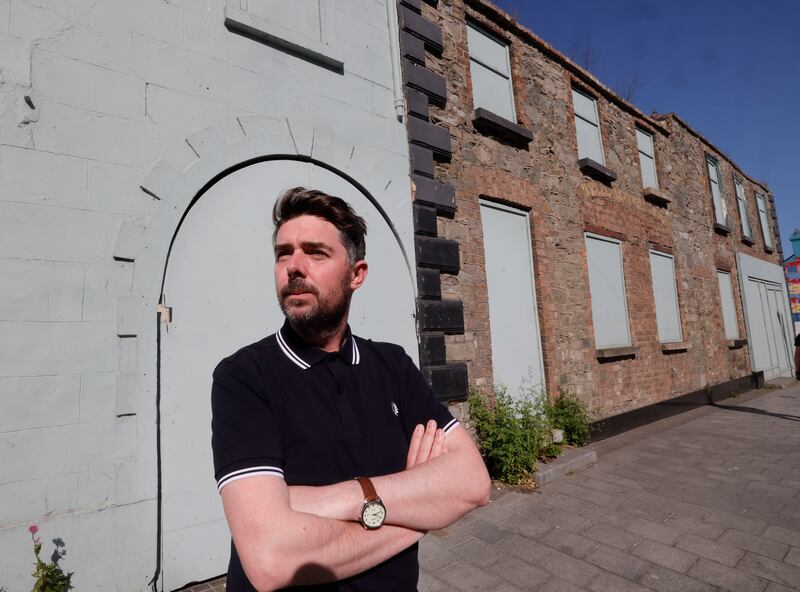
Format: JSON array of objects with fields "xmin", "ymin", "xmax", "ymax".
[
  {"xmin": 211, "ymin": 187, "xmax": 491, "ymax": 591},
  {"xmin": 795, "ymin": 332, "xmax": 800, "ymax": 379}
]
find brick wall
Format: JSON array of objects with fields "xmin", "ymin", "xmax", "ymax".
[{"xmin": 420, "ymin": 0, "xmax": 783, "ymax": 419}]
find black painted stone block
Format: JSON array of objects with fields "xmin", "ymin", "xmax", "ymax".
[
  {"xmin": 423, "ymin": 363, "xmax": 469, "ymax": 402},
  {"xmin": 413, "ymin": 174, "xmax": 455, "ymax": 215},
  {"xmin": 416, "ymin": 267, "xmax": 442, "ymax": 299},
  {"xmin": 418, "ymin": 299, "xmax": 464, "ymax": 333},
  {"xmin": 415, "ymin": 236, "xmax": 459, "ymax": 273},
  {"xmin": 408, "ymin": 116, "xmax": 452, "ymax": 160},
  {"xmin": 403, "ymin": 58, "xmax": 446, "ymax": 106},
  {"xmin": 399, "ymin": 5, "xmax": 443, "ymax": 54},
  {"xmin": 413, "ymin": 204, "xmax": 437, "ymax": 236},
  {"xmin": 419, "ymin": 332, "xmax": 445, "ymax": 365}
]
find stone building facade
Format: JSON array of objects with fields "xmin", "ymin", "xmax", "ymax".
[{"xmin": 396, "ymin": 0, "xmax": 792, "ymax": 423}]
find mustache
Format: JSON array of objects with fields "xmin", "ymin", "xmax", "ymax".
[{"xmin": 280, "ymin": 278, "xmax": 318, "ymax": 298}]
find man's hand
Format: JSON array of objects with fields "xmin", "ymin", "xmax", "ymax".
[
  {"xmin": 288, "ymin": 422, "xmax": 490, "ymax": 532},
  {"xmin": 406, "ymin": 420, "xmax": 448, "ymax": 469}
]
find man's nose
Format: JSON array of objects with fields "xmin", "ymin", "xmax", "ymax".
[{"xmin": 286, "ymin": 251, "xmax": 307, "ymax": 278}]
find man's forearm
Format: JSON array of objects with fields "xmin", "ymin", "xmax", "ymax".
[
  {"xmin": 237, "ymin": 508, "xmax": 423, "ymax": 590},
  {"xmin": 288, "ymin": 439, "xmax": 490, "ymax": 531}
]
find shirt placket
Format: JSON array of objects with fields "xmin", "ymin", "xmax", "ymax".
[{"xmin": 325, "ymin": 356, "xmax": 359, "ymax": 439}]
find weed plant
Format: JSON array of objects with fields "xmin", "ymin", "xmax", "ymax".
[{"xmin": 468, "ymin": 384, "xmax": 591, "ymax": 485}]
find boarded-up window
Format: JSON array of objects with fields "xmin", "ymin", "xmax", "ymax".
[
  {"xmin": 734, "ymin": 176, "xmax": 752, "ymax": 239},
  {"xmin": 636, "ymin": 127, "xmax": 658, "ymax": 189},
  {"xmin": 707, "ymin": 156, "xmax": 728, "ymax": 226},
  {"xmin": 480, "ymin": 200, "xmax": 545, "ymax": 396},
  {"xmin": 467, "ymin": 22, "xmax": 516, "ymax": 122},
  {"xmin": 573, "ymin": 89, "xmax": 605, "ymax": 164},
  {"xmin": 649, "ymin": 251, "xmax": 682, "ymax": 343},
  {"xmin": 756, "ymin": 193, "xmax": 774, "ymax": 249},
  {"xmin": 717, "ymin": 270, "xmax": 739, "ymax": 340},
  {"xmin": 585, "ymin": 233, "xmax": 631, "ymax": 348}
]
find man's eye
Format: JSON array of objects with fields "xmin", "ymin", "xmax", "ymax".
[{"xmin": 309, "ymin": 250, "xmax": 327, "ymax": 259}]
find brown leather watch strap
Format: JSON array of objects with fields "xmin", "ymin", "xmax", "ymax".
[{"xmin": 355, "ymin": 477, "xmax": 379, "ymax": 501}]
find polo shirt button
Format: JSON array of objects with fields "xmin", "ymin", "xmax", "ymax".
[{"xmin": 337, "ymin": 387, "xmax": 344, "ymax": 394}]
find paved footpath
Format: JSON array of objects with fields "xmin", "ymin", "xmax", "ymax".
[{"xmin": 188, "ymin": 383, "xmax": 800, "ymax": 592}]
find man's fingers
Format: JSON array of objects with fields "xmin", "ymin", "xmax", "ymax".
[
  {"xmin": 414, "ymin": 420, "xmax": 438, "ymax": 465},
  {"xmin": 429, "ymin": 428, "xmax": 445, "ymax": 459},
  {"xmin": 406, "ymin": 424, "xmax": 424, "ymax": 468}
]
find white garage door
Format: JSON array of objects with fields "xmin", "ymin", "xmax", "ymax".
[
  {"xmin": 737, "ymin": 252, "xmax": 795, "ymax": 381},
  {"xmin": 744, "ymin": 278, "xmax": 793, "ymax": 380},
  {"xmin": 159, "ymin": 159, "xmax": 417, "ymax": 590}
]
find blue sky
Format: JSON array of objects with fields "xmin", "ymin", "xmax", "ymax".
[{"xmin": 501, "ymin": 0, "xmax": 798, "ymax": 257}]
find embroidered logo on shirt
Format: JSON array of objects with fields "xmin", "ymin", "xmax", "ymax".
[{"xmin": 391, "ymin": 402, "xmax": 399, "ymax": 416}]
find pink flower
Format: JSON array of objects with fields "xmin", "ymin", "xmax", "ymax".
[{"xmin": 28, "ymin": 525, "xmax": 39, "ymax": 534}]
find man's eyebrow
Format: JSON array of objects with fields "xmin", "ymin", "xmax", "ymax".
[
  {"xmin": 300, "ymin": 241, "xmax": 332, "ymax": 251},
  {"xmin": 273, "ymin": 241, "xmax": 333, "ymax": 253}
]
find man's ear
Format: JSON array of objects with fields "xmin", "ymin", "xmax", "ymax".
[{"xmin": 350, "ymin": 260, "xmax": 368, "ymax": 291}]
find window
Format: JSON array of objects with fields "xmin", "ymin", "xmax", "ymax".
[
  {"xmin": 717, "ymin": 270, "xmax": 739, "ymax": 340},
  {"xmin": 650, "ymin": 251, "xmax": 682, "ymax": 343},
  {"xmin": 734, "ymin": 176, "xmax": 752, "ymax": 239},
  {"xmin": 572, "ymin": 88, "xmax": 605, "ymax": 164},
  {"xmin": 756, "ymin": 193, "xmax": 774, "ymax": 250},
  {"xmin": 480, "ymin": 200, "xmax": 545, "ymax": 396},
  {"xmin": 706, "ymin": 157, "xmax": 728, "ymax": 227},
  {"xmin": 636, "ymin": 127, "xmax": 658, "ymax": 189},
  {"xmin": 585, "ymin": 233, "xmax": 631, "ymax": 348},
  {"xmin": 467, "ymin": 22, "xmax": 516, "ymax": 122}
]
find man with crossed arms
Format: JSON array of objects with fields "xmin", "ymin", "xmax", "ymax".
[{"xmin": 211, "ymin": 187, "xmax": 491, "ymax": 591}]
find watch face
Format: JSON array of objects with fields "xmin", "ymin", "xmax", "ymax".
[{"xmin": 362, "ymin": 501, "xmax": 386, "ymax": 529}]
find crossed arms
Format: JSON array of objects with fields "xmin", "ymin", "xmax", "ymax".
[{"xmin": 220, "ymin": 421, "xmax": 491, "ymax": 591}]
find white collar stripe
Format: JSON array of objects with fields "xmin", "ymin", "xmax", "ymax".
[
  {"xmin": 277, "ymin": 329, "xmax": 310, "ymax": 369},
  {"xmin": 352, "ymin": 337, "xmax": 360, "ymax": 365}
]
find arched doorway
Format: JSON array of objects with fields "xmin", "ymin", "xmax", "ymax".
[{"xmin": 159, "ymin": 158, "xmax": 417, "ymax": 589}]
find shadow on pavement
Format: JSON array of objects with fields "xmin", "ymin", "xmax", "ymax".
[{"xmin": 711, "ymin": 402, "xmax": 800, "ymax": 422}]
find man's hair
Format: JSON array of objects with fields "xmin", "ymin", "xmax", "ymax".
[{"xmin": 272, "ymin": 187, "xmax": 367, "ymax": 263}]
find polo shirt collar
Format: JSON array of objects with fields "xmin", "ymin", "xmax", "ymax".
[{"xmin": 276, "ymin": 320, "xmax": 361, "ymax": 370}]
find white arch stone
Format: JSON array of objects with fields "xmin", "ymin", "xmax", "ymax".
[{"xmin": 111, "ymin": 114, "xmax": 413, "ymax": 419}]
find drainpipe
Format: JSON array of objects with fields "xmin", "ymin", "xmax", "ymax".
[{"xmin": 386, "ymin": 0, "xmax": 405, "ymax": 122}]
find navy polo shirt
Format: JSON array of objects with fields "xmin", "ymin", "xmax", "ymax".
[{"xmin": 211, "ymin": 321, "xmax": 458, "ymax": 591}]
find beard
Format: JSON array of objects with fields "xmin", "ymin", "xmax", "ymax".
[{"xmin": 278, "ymin": 276, "xmax": 352, "ymax": 339}]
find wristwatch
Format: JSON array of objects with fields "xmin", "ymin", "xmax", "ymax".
[{"xmin": 354, "ymin": 477, "xmax": 386, "ymax": 530}]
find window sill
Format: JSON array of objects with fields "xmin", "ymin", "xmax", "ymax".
[
  {"xmin": 596, "ymin": 345, "xmax": 638, "ymax": 361},
  {"xmin": 578, "ymin": 158, "xmax": 618, "ymax": 185},
  {"xmin": 643, "ymin": 186, "xmax": 670, "ymax": 207},
  {"xmin": 661, "ymin": 341, "xmax": 691, "ymax": 353},
  {"xmin": 741, "ymin": 235, "xmax": 755, "ymax": 246},
  {"xmin": 472, "ymin": 108, "xmax": 533, "ymax": 147},
  {"xmin": 728, "ymin": 339, "xmax": 747, "ymax": 349},
  {"xmin": 764, "ymin": 246, "xmax": 775, "ymax": 254},
  {"xmin": 713, "ymin": 222, "xmax": 731, "ymax": 235}
]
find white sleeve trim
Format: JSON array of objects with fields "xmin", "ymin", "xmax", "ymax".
[
  {"xmin": 443, "ymin": 418, "xmax": 460, "ymax": 434},
  {"xmin": 217, "ymin": 465, "xmax": 285, "ymax": 492}
]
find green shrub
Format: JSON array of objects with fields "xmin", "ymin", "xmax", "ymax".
[
  {"xmin": 546, "ymin": 389, "xmax": 591, "ymax": 446},
  {"xmin": 468, "ymin": 385, "xmax": 550, "ymax": 485}
]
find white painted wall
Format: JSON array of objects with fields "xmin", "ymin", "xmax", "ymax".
[{"xmin": 0, "ymin": 1, "xmax": 415, "ymax": 590}]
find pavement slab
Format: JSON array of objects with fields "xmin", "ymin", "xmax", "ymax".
[{"xmin": 185, "ymin": 382, "xmax": 800, "ymax": 592}]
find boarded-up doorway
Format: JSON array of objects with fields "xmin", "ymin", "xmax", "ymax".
[{"xmin": 159, "ymin": 159, "xmax": 416, "ymax": 590}]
